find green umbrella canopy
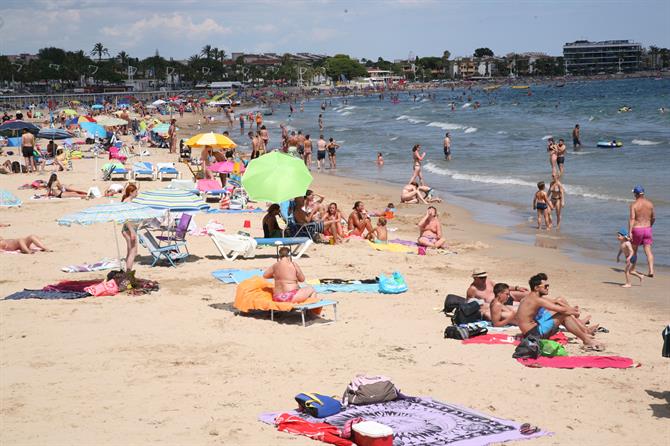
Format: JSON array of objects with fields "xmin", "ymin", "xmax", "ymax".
[{"xmin": 241, "ymin": 152, "xmax": 313, "ymax": 203}]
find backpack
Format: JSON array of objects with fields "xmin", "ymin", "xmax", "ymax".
[
  {"xmin": 444, "ymin": 324, "xmax": 488, "ymax": 340},
  {"xmin": 452, "ymin": 301, "xmax": 483, "ymax": 325},
  {"xmin": 513, "ymin": 335, "xmax": 540, "ymax": 359},
  {"xmin": 442, "ymin": 294, "xmax": 466, "ymax": 314},
  {"xmin": 342, "ymin": 378, "xmax": 399, "ymax": 407},
  {"xmin": 295, "ymin": 393, "xmax": 342, "ymax": 418}
]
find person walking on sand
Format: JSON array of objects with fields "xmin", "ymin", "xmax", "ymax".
[
  {"xmin": 443, "ymin": 132, "xmax": 452, "ymax": 161},
  {"xmin": 616, "ymin": 228, "xmax": 644, "ymax": 287},
  {"xmin": 549, "ymin": 174, "xmax": 566, "ymax": 229},
  {"xmin": 21, "ymin": 129, "xmax": 36, "ymax": 173},
  {"xmin": 629, "ymin": 185, "xmax": 655, "ymax": 277},
  {"xmin": 409, "ymin": 144, "xmax": 426, "ymax": 185},
  {"xmin": 532, "ymin": 181, "xmax": 553, "ymax": 230},
  {"xmin": 121, "ymin": 184, "xmax": 140, "ymax": 271},
  {"xmin": 263, "ymin": 247, "xmax": 317, "ymax": 303},
  {"xmin": 572, "ymin": 124, "xmax": 581, "ymax": 150},
  {"xmin": 168, "ymin": 119, "xmax": 177, "ymax": 154}
]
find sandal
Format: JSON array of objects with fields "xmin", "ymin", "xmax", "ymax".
[
  {"xmin": 520, "ymin": 423, "xmax": 540, "ymax": 435},
  {"xmin": 596, "ymin": 327, "xmax": 609, "ymax": 334},
  {"xmin": 582, "ymin": 344, "xmax": 605, "ymax": 352}
]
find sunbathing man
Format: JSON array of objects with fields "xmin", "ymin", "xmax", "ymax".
[
  {"xmin": 466, "ymin": 268, "xmax": 529, "ymax": 307},
  {"xmin": 0, "ymin": 235, "xmax": 51, "ymax": 254},
  {"xmin": 263, "ymin": 247, "xmax": 317, "ymax": 303},
  {"xmin": 489, "ymin": 283, "xmax": 518, "ymax": 327},
  {"xmin": 517, "ymin": 273, "xmax": 604, "ymax": 350},
  {"xmin": 348, "ymin": 201, "xmax": 375, "ymax": 240},
  {"xmin": 417, "ymin": 206, "xmax": 448, "ymax": 249}
]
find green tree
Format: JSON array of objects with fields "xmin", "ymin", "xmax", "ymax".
[
  {"xmin": 91, "ymin": 43, "xmax": 110, "ymax": 62},
  {"xmin": 201, "ymin": 45, "xmax": 213, "ymax": 60},
  {"xmin": 473, "ymin": 48, "xmax": 494, "ymax": 58},
  {"xmin": 324, "ymin": 54, "xmax": 367, "ymax": 81}
]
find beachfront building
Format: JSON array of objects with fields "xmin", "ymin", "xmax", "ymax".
[
  {"xmin": 451, "ymin": 58, "xmax": 477, "ymax": 78},
  {"xmin": 366, "ymin": 68, "xmax": 404, "ymax": 86},
  {"xmin": 563, "ymin": 40, "xmax": 642, "ymax": 74}
]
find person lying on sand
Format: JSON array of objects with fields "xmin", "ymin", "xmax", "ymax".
[
  {"xmin": 401, "ymin": 182, "xmax": 442, "ymax": 204},
  {"xmin": 263, "ymin": 247, "xmax": 317, "ymax": 303},
  {"xmin": 517, "ymin": 273, "xmax": 605, "ymax": 351},
  {"xmin": 0, "ymin": 235, "xmax": 51, "ymax": 254},
  {"xmin": 46, "ymin": 173, "xmax": 88, "ymax": 198},
  {"xmin": 489, "ymin": 283, "xmax": 518, "ymax": 327}
]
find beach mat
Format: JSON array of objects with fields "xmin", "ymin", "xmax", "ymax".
[
  {"xmin": 463, "ymin": 332, "xmax": 569, "ymax": 345},
  {"xmin": 312, "ymin": 283, "xmax": 379, "ymax": 294},
  {"xmin": 62, "ymin": 258, "xmax": 122, "ymax": 273},
  {"xmin": 5, "ymin": 290, "xmax": 90, "ymax": 300},
  {"xmin": 259, "ymin": 396, "xmax": 550, "ymax": 445},
  {"xmin": 517, "ymin": 356, "xmax": 636, "ymax": 369},
  {"xmin": 212, "ymin": 268, "xmax": 264, "ymax": 284},
  {"xmin": 367, "ymin": 241, "xmax": 415, "ymax": 253}
]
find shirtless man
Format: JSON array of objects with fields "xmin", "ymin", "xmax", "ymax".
[
  {"xmin": 467, "ymin": 268, "xmax": 529, "ymax": 304},
  {"xmin": 303, "ymin": 134, "xmax": 313, "ymax": 167},
  {"xmin": 517, "ymin": 273, "xmax": 604, "ymax": 350},
  {"xmin": 489, "ymin": 283, "xmax": 518, "ymax": 327},
  {"xmin": 21, "ymin": 129, "xmax": 36, "ymax": 173},
  {"xmin": 629, "ymin": 185, "xmax": 655, "ymax": 277},
  {"xmin": 0, "ymin": 235, "xmax": 51, "ymax": 254},
  {"xmin": 248, "ymin": 131, "xmax": 259, "ymax": 159},
  {"xmin": 263, "ymin": 247, "xmax": 317, "ymax": 303},
  {"xmin": 572, "ymin": 124, "xmax": 581, "ymax": 150},
  {"xmin": 348, "ymin": 201, "xmax": 374, "ymax": 240},
  {"xmin": 287, "ymin": 131, "xmax": 299, "ymax": 157},
  {"xmin": 417, "ymin": 206, "xmax": 447, "ymax": 249},
  {"xmin": 296, "ymin": 130, "xmax": 305, "ymax": 158},
  {"xmin": 401, "ymin": 182, "xmax": 441, "ymax": 204},
  {"xmin": 280, "ymin": 124, "xmax": 289, "ymax": 150},
  {"xmin": 316, "ymin": 135, "xmax": 327, "ymax": 171},
  {"xmin": 443, "ymin": 132, "xmax": 452, "ymax": 161},
  {"xmin": 555, "ymin": 139, "xmax": 567, "ymax": 176}
]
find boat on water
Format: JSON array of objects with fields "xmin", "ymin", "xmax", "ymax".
[
  {"xmin": 597, "ymin": 140, "xmax": 623, "ymax": 148},
  {"xmin": 555, "ymin": 82, "xmax": 565, "ymax": 88},
  {"xmin": 511, "ymin": 85, "xmax": 529, "ymax": 89},
  {"xmin": 483, "ymin": 85, "xmax": 502, "ymax": 92}
]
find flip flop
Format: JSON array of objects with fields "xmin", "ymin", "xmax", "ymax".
[
  {"xmin": 520, "ymin": 423, "xmax": 540, "ymax": 435},
  {"xmin": 596, "ymin": 327, "xmax": 609, "ymax": 333},
  {"xmin": 582, "ymin": 344, "xmax": 605, "ymax": 352}
]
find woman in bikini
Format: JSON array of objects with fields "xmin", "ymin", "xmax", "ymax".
[
  {"xmin": 546, "ymin": 138, "xmax": 558, "ymax": 178},
  {"xmin": 409, "ymin": 144, "xmax": 426, "ymax": 186},
  {"xmin": 121, "ymin": 184, "xmax": 139, "ymax": 271},
  {"xmin": 323, "ymin": 202, "xmax": 345, "ymax": 243},
  {"xmin": 532, "ymin": 181, "xmax": 554, "ymax": 230},
  {"xmin": 417, "ymin": 206, "xmax": 448, "ymax": 249},
  {"xmin": 46, "ymin": 173, "xmax": 88, "ymax": 198},
  {"xmin": 0, "ymin": 235, "xmax": 51, "ymax": 254},
  {"xmin": 549, "ymin": 174, "xmax": 566, "ymax": 230}
]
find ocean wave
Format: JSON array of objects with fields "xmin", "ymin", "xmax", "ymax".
[
  {"xmin": 334, "ymin": 127, "xmax": 352, "ymax": 132},
  {"xmin": 542, "ymin": 135, "xmax": 553, "ymax": 140},
  {"xmin": 588, "ymin": 116, "xmax": 595, "ymax": 121},
  {"xmin": 340, "ymin": 111, "xmax": 352, "ymax": 116},
  {"xmin": 464, "ymin": 127, "xmax": 478, "ymax": 133},
  {"xmin": 389, "ymin": 136, "xmax": 399, "ymax": 141},
  {"xmin": 462, "ymin": 102, "xmax": 472, "ymax": 109},
  {"xmin": 632, "ymin": 139, "xmax": 662, "ymax": 146},
  {"xmin": 426, "ymin": 121, "xmax": 464, "ymax": 130},
  {"xmin": 424, "ymin": 162, "xmax": 628, "ymax": 202},
  {"xmin": 396, "ymin": 115, "xmax": 410, "ymax": 121},
  {"xmin": 396, "ymin": 115, "xmax": 426, "ymax": 124},
  {"xmin": 341, "ymin": 105, "xmax": 357, "ymax": 111},
  {"xmin": 497, "ymin": 131, "xmax": 508, "ymax": 134}
]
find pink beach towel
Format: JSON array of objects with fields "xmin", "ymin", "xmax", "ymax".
[
  {"xmin": 517, "ymin": 356, "xmax": 636, "ymax": 369},
  {"xmin": 462, "ymin": 332, "xmax": 568, "ymax": 345}
]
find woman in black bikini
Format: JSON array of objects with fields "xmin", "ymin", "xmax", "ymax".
[
  {"xmin": 532, "ymin": 181, "xmax": 553, "ymax": 230},
  {"xmin": 46, "ymin": 173, "xmax": 88, "ymax": 198},
  {"xmin": 549, "ymin": 174, "xmax": 566, "ymax": 230},
  {"xmin": 121, "ymin": 184, "xmax": 139, "ymax": 271}
]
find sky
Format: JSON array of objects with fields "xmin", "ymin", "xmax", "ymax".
[{"xmin": 1, "ymin": 0, "xmax": 669, "ymax": 61}]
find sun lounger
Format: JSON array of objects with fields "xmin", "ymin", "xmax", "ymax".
[
  {"xmin": 254, "ymin": 237, "xmax": 313, "ymax": 259},
  {"xmin": 132, "ymin": 161, "xmax": 156, "ymax": 180},
  {"xmin": 209, "ymin": 230, "xmax": 257, "ymax": 261},
  {"xmin": 110, "ymin": 166, "xmax": 129, "ymax": 180},
  {"xmin": 138, "ymin": 230, "xmax": 188, "ymax": 267},
  {"xmin": 271, "ymin": 299, "xmax": 338, "ymax": 327},
  {"xmin": 157, "ymin": 162, "xmax": 182, "ymax": 181}
]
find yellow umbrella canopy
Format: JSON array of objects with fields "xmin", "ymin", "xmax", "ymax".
[
  {"xmin": 185, "ymin": 132, "xmax": 237, "ymax": 149},
  {"xmin": 61, "ymin": 108, "xmax": 77, "ymax": 116}
]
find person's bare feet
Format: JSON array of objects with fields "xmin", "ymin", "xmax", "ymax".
[{"xmin": 621, "ymin": 283, "xmax": 632, "ymax": 288}]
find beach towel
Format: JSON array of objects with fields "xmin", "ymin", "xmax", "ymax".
[
  {"xmin": 206, "ymin": 208, "xmax": 263, "ymax": 214},
  {"xmin": 462, "ymin": 332, "xmax": 569, "ymax": 345},
  {"xmin": 275, "ymin": 413, "xmax": 353, "ymax": 446},
  {"xmin": 312, "ymin": 283, "xmax": 380, "ymax": 294},
  {"xmin": 234, "ymin": 276, "xmax": 320, "ymax": 314},
  {"xmin": 5, "ymin": 290, "xmax": 90, "ymax": 300},
  {"xmin": 212, "ymin": 268, "xmax": 264, "ymax": 284},
  {"xmin": 43, "ymin": 280, "xmax": 103, "ymax": 293},
  {"xmin": 61, "ymin": 258, "xmax": 122, "ymax": 273},
  {"xmin": 0, "ymin": 189, "xmax": 22, "ymax": 207},
  {"xmin": 259, "ymin": 396, "xmax": 550, "ymax": 445},
  {"xmin": 389, "ymin": 238, "xmax": 418, "ymax": 247},
  {"xmin": 517, "ymin": 356, "xmax": 636, "ymax": 369},
  {"xmin": 367, "ymin": 241, "xmax": 415, "ymax": 253}
]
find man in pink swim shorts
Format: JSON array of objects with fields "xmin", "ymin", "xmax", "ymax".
[
  {"xmin": 264, "ymin": 247, "xmax": 317, "ymax": 303},
  {"xmin": 629, "ymin": 185, "xmax": 655, "ymax": 277}
]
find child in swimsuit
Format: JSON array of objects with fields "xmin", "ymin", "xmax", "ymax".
[
  {"xmin": 616, "ymin": 229, "xmax": 644, "ymax": 288},
  {"xmin": 372, "ymin": 217, "xmax": 388, "ymax": 243}
]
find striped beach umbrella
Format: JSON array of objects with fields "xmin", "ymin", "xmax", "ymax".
[
  {"xmin": 132, "ymin": 188, "xmax": 209, "ymax": 212},
  {"xmin": 96, "ymin": 116, "xmax": 128, "ymax": 127}
]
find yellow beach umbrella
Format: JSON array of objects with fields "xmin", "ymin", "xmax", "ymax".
[
  {"xmin": 61, "ymin": 108, "xmax": 77, "ymax": 116},
  {"xmin": 185, "ymin": 132, "xmax": 237, "ymax": 149}
]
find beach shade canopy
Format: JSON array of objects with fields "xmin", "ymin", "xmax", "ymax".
[
  {"xmin": 151, "ymin": 123, "xmax": 170, "ymax": 135},
  {"xmin": 132, "ymin": 188, "xmax": 209, "ymax": 212},
  {"xmin": 91, "ymin": 104, "xmax": 104, "ymax": 110},
  {"xmin": 208, "ymin": 161, "xmax": 245, "ymax": 174},
  {"xmin": 0, "ymin": 120, "xmax": 40, "ymax": 133},
  {"xmin": 0, "ymin": 189, "xmax": 22, "ymax": 207},
  {"xmin": 241, "ymin": 152, "xmax": 313, "ymax": 203},
  {"xmin": 61, "ymin": 108, "xmax": 78, "ymax": 116},
  {"xmin": 80, "ymin": 121, "xmax": 107, "ymax": 138},
  {"xmin": 77, "ymin": 115, "xmax": 96, "ymax": 123},
  {"xmin": 185, "ymin": 132, "xmax": 237, "ymax": 149},
  {"xmin": 37, "ymin": 127, "xmax": 73, "ymax": 140},
  {"xmin": 152, "ymin": 99, "xmax": 166, "ymax": 106},
  {"xmin": 95, "ymin": 116, "xmax": 128, "ymax": 127}
]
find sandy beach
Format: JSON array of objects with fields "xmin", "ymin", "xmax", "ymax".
[{"xmin": 1, "ymin": 110, "xmax": 669, "ymax": 445}]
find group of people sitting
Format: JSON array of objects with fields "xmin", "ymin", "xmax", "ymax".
[{"xmin": 465, "ymin": 268, "xmax": 605, "ymax": 350}]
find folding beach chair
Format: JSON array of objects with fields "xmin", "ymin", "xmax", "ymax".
[
  {"xmin": 156, "ymin": 213, "xmax": 192, "ymax": 254},
  {"xmin": 209, "ymin": 230, "xmax": 257, "ymax": 261},
  {"xmin": 197, "ymin": 179, "xmax": 227, "ymax": 201},
  {"xmin": 279, "ymin": 200, "xmax": 320, "ymax": 240},
  {"xmin": 253, "ymin": 237, "xmax": 313, "ymax": 259},
  {"xmin": 157, "ymin": 162, "xmax": 182, "ymax": 181},
  {"xmin": 132, "ymin": 161, "xmax": 156, "ymax": 180},
  {"xmin": 138, "ymin": 230, "xmax": 188, "ymax": 267}
]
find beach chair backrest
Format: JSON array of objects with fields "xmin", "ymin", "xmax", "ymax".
[
  {"xmin": 141, "ymin": 231, "xmax": 161, "ymax": 253},
  {"xmin": 175, "ymin": 214, "xmax": 192, "ymax": 238}
]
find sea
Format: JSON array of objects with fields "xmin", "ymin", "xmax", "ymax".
[{"xmin": 232, "ymin": 77, "xmax": 670, "ymax": 267}]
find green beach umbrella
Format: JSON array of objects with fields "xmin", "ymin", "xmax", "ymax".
[{"xmin": 241, "ymin": 152, "xmax": 313, "ymax": 203}]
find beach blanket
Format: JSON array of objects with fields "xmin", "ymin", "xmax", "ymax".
[
  {"xmin": 0, "ymin": 189, "xmax": 22, "ymax": 207},
  {"xmin": 206, "ymin": 208, "xmax": 263, "ymax": 214},
  {"xmin": 368, "ymin": 241, "xmax": 415, "ymax": 253},
  {"xmin": 61, "ymin": 258, "xmax": 121, "ymax": 273},
  {"xmin": 5, "ymin": 290, "xmax": 90, "ymax": 300},
  {"xmin": 212, "ymin": 268, "xmax": 264, "ymax": 284},
  {"xmin": 462, "ymin": 332, "xmax": 569, "ymax": 345},
  {"xmin": 389, "ymin": 238, "xmax": 418, "ymax": 247},
  {"xmin": 259, "ymin": 396, "xmax": 549, "ymax": 446},
  {"xmin": 275, "ymin": 413, "xmax": 353, "ymax": 446},
  {"xmin": 517, "ymin": 356, "xmax": 636, "ymax": 369},
  {"xmin": 43, "ymin": 280, "xmax": 103, "ymax": 293},
  {"xmin": 312, "ymin": 283, "xmax": 379, "ymax": 294},
  {"xmin": 234, "ymin": 276, "xmax": 320, "ymax": 315}
]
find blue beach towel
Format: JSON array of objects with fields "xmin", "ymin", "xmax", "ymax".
[
  {"xmin": 212, "ymin": 268, "xmax": 264, "ymax": 284},
  {"xmin": 312, "ymin": 283, "xmax": 380, "ymax": 294}
]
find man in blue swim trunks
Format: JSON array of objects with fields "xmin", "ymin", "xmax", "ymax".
[{"xmin": 517, "ymin": 273, "xmax": 605, "ymax": 350}]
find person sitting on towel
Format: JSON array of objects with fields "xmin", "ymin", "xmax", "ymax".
[
  {"xmin": 263, "ymin": 247, "xmax": 317, "ymax": 303},
  {"xmin": 489, "ymin": 283, "xmax": 518, "ymax": 327},
  {"xmin": 466, "ymin": 268, "xmax": 529, "ymax": 320}
]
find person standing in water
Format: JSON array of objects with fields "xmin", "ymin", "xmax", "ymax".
[
  {"xmin": 628, "ymin": 185, "xmax": 655, "ymax": 277},
  {"xmin": 547, "ymin": 138, "xmax": 558, "ymax": 177},
  {"xmin": 556, "ymin": 139, "xmax": 567, "ymax": 177},
  {"xmin": 409, "ymin": 144, "xmax": 426, "ymax": 185},
  {"xmin": 549, "ymin": 174, "xmax": 566, "ymax": 229},
  {"xmin": 443, "ymin": 132, "xmax": 452, "ymax": 161},
  {"xmin": 532, "ymin": 181, "xmax": 553, "ymax": 230},
  {"xmin": 572, "ymin": 124, "xmax": 581, "ymax": 151}
]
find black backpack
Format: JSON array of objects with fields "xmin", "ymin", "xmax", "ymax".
[
  {"xmin": 512, "ymin": 335, "xmax": 540, "ymax": 359},
  {"xmin": 11, "ymin": 161, "xmax": 21, "ymax": 173},
  {"xmin": 452, "ymin": 301, "xmax": 483, "ymax": 325},
  {"xmin": 444, "ymin": 324, "xmax": 488, "ymax": 340}
]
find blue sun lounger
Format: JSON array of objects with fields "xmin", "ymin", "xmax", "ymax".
[
  {"xmin": 271, "ymin": 299, "xmax": 338, "ymax": 327},
  {"xmin": 253, "ymin": 237, "xmax": 313, "ymax": 259}
]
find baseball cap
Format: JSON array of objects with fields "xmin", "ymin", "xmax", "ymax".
[
  {"xmin": 632, "ymin": 185, "xmax": 645, "ymax": 194},
  {"xmin": 471, "ymin": 268, "xmax": 487, "ymax": 278},
  {"xmin": 617, "ymin": 228, "xmax": 628, "ymax": 237}
]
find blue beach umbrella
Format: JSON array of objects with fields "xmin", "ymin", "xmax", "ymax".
[
  {"xmin": 91, "ymin": 104, "xmax": 104, "ymax": 110},
  {"xmin": 58, "ymin": 202, "xmax": 166, "ymax": 269},
  {"xmin": 0, "ymin": 120, "xmax": 40, "ymax": 134},
  {"xmin": 37, "ymin": 127, "xmax": 73, "ymax": 140},
  {"xmin": 79, "ymin": 121, "xmax": 107, "ymax": 138},
  {"xmin": 132, "ymin": 188, "xmax": 209, "ymax": 212}
]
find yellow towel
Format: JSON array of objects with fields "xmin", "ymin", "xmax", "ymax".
[{"xmin": 367, "ymin": 241, "xmax": 414, "ymax": 253}]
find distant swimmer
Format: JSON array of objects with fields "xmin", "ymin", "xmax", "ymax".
[
  {"xmin": 532, "ymin": 181, "xmax": 553, "ymax": 230},
  {"xmin": 629, "ymin": 185, "xmax": 655, "ymax": 277},
  {"xmin": 318, "ymin": 113, "xmax": 324, "ymax": 132},
  {"xmin": 660, "ymin": 107, "xmax": 666, "ymax": 113},
  {"xmin": 377, "ymin": 152, "xmax": 384, "ymax": 166},
  {"xmin": 572, "ymin": 124, "xmax": 582, "ymax": 150},
  {"xmin": 443, "ymin": 132, "xmax": 452, "ymax": 161}
]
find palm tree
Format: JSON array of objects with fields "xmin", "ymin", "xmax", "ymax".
[
  {"xmin": 117, "ymin": 51, "xmax": 129, "ymax": 65},
  {"xmin": 201, "ymin": 45, "xmax": 212, "ymax": 60},
  {"xmin": 91, "ymin": 43, "xmax": 110, "ymax": 62}
]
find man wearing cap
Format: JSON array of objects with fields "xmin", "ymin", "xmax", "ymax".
[
  {"xmin": 629, "ymin": 185, "xmax": 655, "ymax": 277},
  {"xmin": 466, "ymin": 268, "xmax": 529, "ymax": 319}
]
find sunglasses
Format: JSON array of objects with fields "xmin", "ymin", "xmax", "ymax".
[{"xmin": 540, "ymin": 284, "xmax": 550, "ymax": 289}]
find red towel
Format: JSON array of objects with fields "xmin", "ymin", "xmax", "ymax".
[
  {"xmin": 462, "ymin": 332, "xmax": 568, "ymax": 345},
  {"xmin": 275, "ymin": 413, "xmax": 353, "ymax": 446},
  {"xmin": 517, "ymin": 356, "xmax": 636, "ymax": 369}
]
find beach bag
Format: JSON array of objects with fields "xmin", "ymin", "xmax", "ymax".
[
  {"xmin": 513, "ymin": 336, "xmax": 540, "ymax": 359},
  {"xmin": 539, "ymin": 339, "xmax": 567, "ymax": 357},
  {"xmin": 442, "ymin": 294, "xmax": 466, "ymax": 314},
  {"xmin": 378, "ymin": 272, "xmax": 408, "ymax": 294},
  {"xmin": 452, "ymin": 301, "xmax": 482, "ymax": 325},
  {"xmin": 444, "ymin": 324, "xmax": 488, "ymax": 340},
  {"xmin": 662, "ymin": 325, "xmax": 669, "ymax": 358},
  {"xmin": 295, "ymin": 393, "xmax": 342, "ymax": 418},
  {"xmin": 343, "ymin": 379, "xmax": 399, "ymax": 407},
  {"xmin": 84, "ymin": 279, "xmax": 119, "ymax": 297}
]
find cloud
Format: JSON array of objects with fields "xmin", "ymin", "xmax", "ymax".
[
  {"xmin": 310, "ymin": 27, "xmax": 338, "ymax": 42},
  {"xmin": 253, "ymin": 24, "xmax": 278, "ymax": 33}
]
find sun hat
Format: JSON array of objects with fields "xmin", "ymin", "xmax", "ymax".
[
  {"xmin": 472, "ymin": 268, "xmax": 487, "ymax": 278},
  {"xmin": 632, "ymin": 185, "xmax": 645, "ymax": 195}
]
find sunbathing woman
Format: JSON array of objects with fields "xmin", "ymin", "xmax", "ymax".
[
  {"xmin": 46, "ymin": 173, "xmax": 88, "ymax": 198},
  {"xmin": 417, "ymin": 206, "xmax": 448, "ymax": 249},
  {"xmin": 0, "ymin": 235, "xmax": 51, "ymax": 254},
  {"xmin": 323, "ymin": 202, "xmax": 345, "ymax": 243},
  {"xmin": 348, "ymin": 201, "xmax": 375, "ymax": 240},
  {"xmin": 121, "ymin": 184, "xmax": 139, "ymax": 271},
  {"xmin": 401, "ymin": 182, "xmax": 442, "ymax": 204},
  {"xmin": 408, "ymin": 144, "xmax": 426, "ymax": 186}
]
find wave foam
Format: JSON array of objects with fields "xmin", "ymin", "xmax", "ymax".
[
  {"xmin": 497, "ymin": 131, "xmax": 508, "ymax": 134},
  {"xmin": 427, "ymin": 121, "xmax": 464, "ymax": 130},
  {"xmin": 632, "ymin": 139, "xmax": 662, "ymax": 146},
  {"xmin": 340, "ymin": 111, "xmax": 352, "ymax": 116},
  {"xmin": 389, "ymin": 136, "xmax": 399, "ymax": 141},
  {"xmin": 464, "ymin": 127, "xmax": 478, "ymax": 133},
  {"xmin": 542, "ymin": 135, "xmax": 553, "ymax": 140},
  {"xmin": 462, "ymin": 102, "xmax": 472, "ymax": 109}
]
